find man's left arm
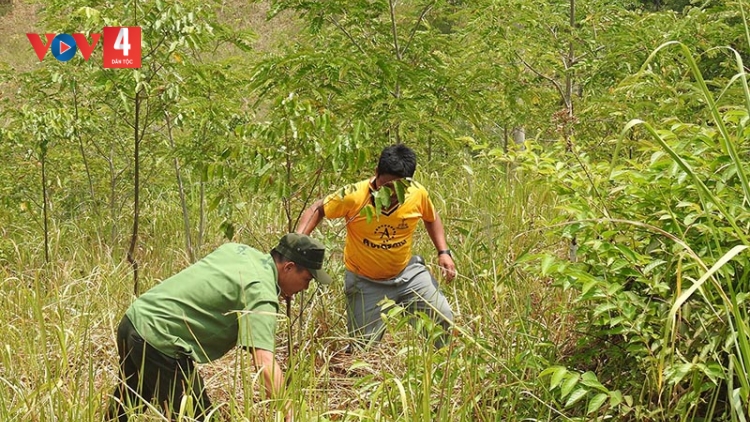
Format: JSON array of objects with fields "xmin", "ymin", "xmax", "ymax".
[
  {"xmin": 424, "ymin": 213, "xmax": 456, "ymax": 282},
  {"xmin": 251, "ymin": 348, "xmax": 293, "ymax": 422}
]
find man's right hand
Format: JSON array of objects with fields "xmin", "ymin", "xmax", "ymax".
[{"xmin": 438, "ymin": 253, "xmax": 457, "ymax": 282}]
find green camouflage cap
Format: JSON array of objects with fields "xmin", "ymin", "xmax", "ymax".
[{"xmin": 274, "ymin": 233, "xmax": 332, "ymax": 285}]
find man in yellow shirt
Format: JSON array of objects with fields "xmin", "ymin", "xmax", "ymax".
[{"xmin": 296, "ymin": 144, "xmax": 456, "ymax": 349}]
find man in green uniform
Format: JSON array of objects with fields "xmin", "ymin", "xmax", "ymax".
[{"xmin": 107, "ymin": 233, "xmax": 331, "ymax": 422}]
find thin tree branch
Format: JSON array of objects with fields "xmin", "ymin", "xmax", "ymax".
[
  {"xmin": 293, "ymin": 168, "xmax": 323, "ymax": 231},
  {"xmin": 515, "ymin": 51, "xmax": 569, "ymax": 108},
  {"xmin": 328, "ymin": 15, "xmax": 367, "ymax": 55},
  {"xmin": 402, "ymin": 0, "xmax": 435, "ymax": 57},
  {"xmin": 164, "ymin": 109, "xmax": 195, "ymax": 262},
  {"xmin": 389, "ymin": 0, "xmax": 402, "ymax": 60},
  {"xmin": 72, "ymin": 80, "xmax": 97, "ymax": 208}
]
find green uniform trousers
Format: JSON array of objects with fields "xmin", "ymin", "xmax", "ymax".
[{"xmin": 107, "ymin": 316, "xmax": 212, "ymax": 421}]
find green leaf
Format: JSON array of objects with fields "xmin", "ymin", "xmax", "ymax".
[
  {"xmin": 587, "ymin": 393, "xmax": 608, "ymax": 414},
  {"xmin": 615, "ymin": 244, "xmax": 638, "ymax": 262},
  {"xmin": 394, "ymin": 180, "xmax": 406, "ymax": 204},
  {"xmin": 538, "ymin": 367, "xmax": 558, "ymax": 378},
  {"xmin": 541, "ymin": 255, "xmax": 556, "ymax": 276},
  {"xmin": 581, "ymin": 277, "xmax": 600, "ymax": 296},
  {"xmin": 580, "ymin": 371, "xmax": 607, "ymax": 392},
  {"xmin": 349, "ymin": 361, "xmax": 372, "ymax": 371},
  {"xmin": 560, "ymin": 373, "xmax": 580, "ymax": 399},
  {"xmin": 550, "ymin": 366, "xmax": 567, "ymax": 389},
  {"xmin": 609, "ymin": 390, "xmax": 624, "ymax": 407},
  {"xmin": 593, "ymin": 303, "xmax": 617, "ymax": 318},
  {"xmin": 643, "ymin": 259, "xmax": 666, "ymax": 275},
  {"xmin": 565, "ymin": 388, "xmax": 588, "ymax": 408},
  {"xmin": 360, "ymin": 205, "xmax": 375, "ymax": 223},
  {"xmin": 665, "ymin": 363, "xmax": 693, "ymax": 384}
]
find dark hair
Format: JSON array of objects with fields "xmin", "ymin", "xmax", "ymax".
[{"xmin": 376, "ymin": 144, "xmax": 417, "ymax": 178}]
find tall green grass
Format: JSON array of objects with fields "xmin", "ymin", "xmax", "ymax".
[
  {"xmin": 525, "ymin": 37, "xmax": 750, "ymax": 421},
  {"xmin": 0, "ymin": 162, "xmax": 568, "ymax": 421},
  {"xmin": 620, "ymin": 40, "xmax": 750, "ymax": 421}
]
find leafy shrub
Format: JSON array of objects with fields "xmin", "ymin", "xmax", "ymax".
[{"xmin": 507, "ymin": 41, "xmax": 750, "ymax": 421}]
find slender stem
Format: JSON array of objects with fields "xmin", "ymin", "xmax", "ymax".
[
  {"xmin": 128, "ymin": 88, "xmax": 142, "ymax": 295},
  {"xmin": 165, "ymin": 110, "xmax": 194, "ymax": 262},
  {"xmin": 199, "ymin": 168, "xmax": 205, "ymax": 251},
  {"xmin": 72, "ymin": 81, "xmax": 97, "ymax": 212},
  {"xmin": 329, "ymin": 15, "xmax": 367, "ymax": 55},
  {"xmin": 566, "ymin": 0, "xmax": 575, "ymax": 117},
  {"xmin": 293, "ymin": 168, "xmax": 323, "ymax": 231},
  {"xmin": 402, "ymin": 1, "xmax": 434, "ymax": 57},
  {"xmin": 41, "ymin": 149, "xmax": 49, "ymax": 264},
  {"xmin": 388, "ymin": 0, "xmax": 402, "ymax": 61},
  {"xmin": 109, "ymin": 140, "xmax": 118, "ymax": 244},
  {"xmin": 515, "ymin": 52, "xmax": 566, "ymax": 107}
]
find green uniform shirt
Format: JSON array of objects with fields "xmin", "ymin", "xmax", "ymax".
[{"xmin": 125, "ymin": 243, "xmax": 279, "ymax": 363}]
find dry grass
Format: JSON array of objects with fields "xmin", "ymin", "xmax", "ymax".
[
  {"xmin": 216, "ymin": 1, "xmax": 301, "ymax": 54},
  {"xmin": 0, "ymin": 0, "xmax": 39, "ymax": 109},
  {"xmin": 0, "ymin": 0, "xmax": 39, "ymax": 71}
]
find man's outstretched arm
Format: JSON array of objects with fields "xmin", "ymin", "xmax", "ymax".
[
  {"xmin": 296, "ymin": 199, "xmax": 325, "ymax": 235},
  {"xmin": 251, "ymin": 348, "xmax": 293, "ymax": 421},
  {"xmin": 424, "ymin": 213, "xmax": 457, "ymax": 282}
]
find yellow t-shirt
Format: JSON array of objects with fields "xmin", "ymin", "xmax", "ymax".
[{"xmin": 323, "ymin": 178, "xmax": 436, "ymax": 280}]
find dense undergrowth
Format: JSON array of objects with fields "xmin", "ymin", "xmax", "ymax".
[{"xmin": 2, "ymin": 0, "xmax": 750, "ymax": 420}]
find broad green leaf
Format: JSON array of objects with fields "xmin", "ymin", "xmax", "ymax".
[
  {"xmin": 665, "ymin": 363, "xmax": 693, "ymax": 384},
  {"xmin": 550, "ymin": 366, "xmax": 567, "ymax": 390},
  {"xmin": 539, "ymin": 366, "xmax": 561, "ymax": 377},
  {"xmin": 394, "ymin": 180, "xmax": 406, "ymax": 205},
  {"xmin": 560, "ymin": 373, "xmax": 580, "ymax": 399},
  {"xmin": 360, "ymin": 205, "xmax": 375, "ymax": 224},
  {"xmin": 587, "ymin": 393, "xmax": 608, "ymax": 414},
  {"xmin": 615, "ymin": 244, "xmax": 638, "ymax": 262},
  {"xmin": 565, "ymin": 388, "xmax": 588, "ymax": 408},
  {"xmin": 349, "ymin": 361, "xmax": 372, "ymax": 371},
  {"xmin": 643, "ymin": 259, "xmax": 666, "ymax": 275},
  {"xmin": 593, "ymin": 303, "xmax": 617, "ymax": 318},
  {"xmin": 580, "ymin": 371, "xmax": 607, "ymax": 392},
  {"xmin": 581, "ymin": 277, "xmax": 600, "ymax": 296},
  {"xmin": 541, "ymin": 255, "xmax": 556, "ymax": 276},
  {"xmin": 609, "ymin": 390, "xmax": 624, "ymax": 407}
]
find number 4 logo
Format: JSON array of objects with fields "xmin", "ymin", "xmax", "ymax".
[
  {"xmin": 114, "ymin": 28, "xmax": 131, "ymax": 56},
  {"xmin": 103, "ymin": 27, "xmax": 141, "ymax": 68}
]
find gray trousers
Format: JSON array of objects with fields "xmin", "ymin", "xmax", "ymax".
[{"xmin": 344, "ymin": 256, "xmax": 454, "ymax": 349}]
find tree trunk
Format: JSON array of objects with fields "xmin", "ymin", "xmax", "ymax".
[
  {"xmin": 199, "ymin": 168, "xmax": 205, "ymax": 252},
  {"xmin": 40, "ymin": 148, "xmax": 49, "ymax": 264},
  {"xmin": 72, "ymin": 82, "xmax": 97, "ymax": 220},
  {"xmin": 127, "ymin": 90, "xmax": 142, "ymax": 295},
  {"xmin": 166, "ymin": 111, "xmax": 195, "ymax": 263},
  {"xmin": 512, "ymin": 127, "xmax": 525, "ymax": 147},
  {"xmin": 108, "ymin": 143, "xmax": 118, "ymax": 245}
]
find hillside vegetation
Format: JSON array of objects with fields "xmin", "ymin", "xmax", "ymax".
[{"xmin": 1, "ymin": 0, "xmax": 749, "ymax": 420}]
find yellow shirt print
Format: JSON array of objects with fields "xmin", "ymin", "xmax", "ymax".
[{"xmin": 323, "ymin": 179, "xmax": 436, "ymax": 280}]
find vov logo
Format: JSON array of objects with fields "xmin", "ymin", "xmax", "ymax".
[{"xmin": 26, "ymin": 27, "xmax": 142, "ymax": 68}]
